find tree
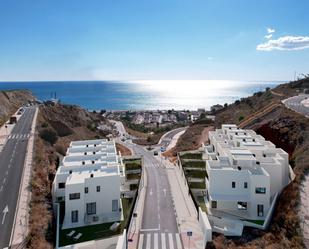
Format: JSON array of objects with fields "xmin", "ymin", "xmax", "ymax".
[{"xmin": 39, "ymin": 128, "xmax": 58, "ymax": 145}]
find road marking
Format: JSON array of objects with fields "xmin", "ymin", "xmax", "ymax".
[
  {"xmin": 149, "ymin": 188, "xmax": 153, "ymax": 196},
  {"xmin": 2, "ymin": 205, "xmax": 9, "ymax": 224},
  {"xmin": 176, "ymin": 233, "xmax": 182, "ymax": 248},
  {"xmin": 3, "ymin": 178, "xmax": 6, "ymax": 184},
  {"xmin": 163, "ymin": 188, "xmax": 166, "ymax": 196},
  {"xmin": 146, "ymin": 233, "xmax": 151, "ymax": 249},
  {"xmin": 138, "ymin": 234, "xmax": 144, "ymax": 249},
  {"xmin": 140, "ymin": 228, "xmax": 160, "ymax": 232},
  {"xmin": 161, "ymin": 233, "xmax": 166, "ymax": 249},
  {"xmin": 0, "ymin": 185, "xmax": 3, "ymax": 192},
  {"xmin": 169, "ymin": 233, "xmax": 174, "ymax": 249},
  {"xmin": 154, "ymin": 233, "xmax": 158, "ymax": 249}
]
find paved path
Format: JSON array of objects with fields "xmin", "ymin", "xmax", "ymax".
[
  {"xmin": 282, "ymin": 94, "xmax": 309, "ymax": 117},
  {"xmin": 0, "ymin": 107, "xmax": 36, "ymax": 249},
  {"xmin": 113, "ymin": 121, "xmax": 204, "ymax": 249}
]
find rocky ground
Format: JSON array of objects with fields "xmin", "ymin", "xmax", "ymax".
[
  {"xmin": 0, "ymin": 90, "xmax": 35, "ymax": 125},
  {"xmin": 27, "ymin": 103, "xmax": 114, "ymax": 249}
]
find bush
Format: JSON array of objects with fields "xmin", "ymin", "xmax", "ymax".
[
  {"xmin": 239, "ymin": 115, "xmax": 245, "ymax": 121},
  {"xmin": 41, "ymin": 122, "xmax": 48, "ymax": 128},
  {"xmin": 39, "ymin": 128, "xmax": 58, "ymax": 145}
]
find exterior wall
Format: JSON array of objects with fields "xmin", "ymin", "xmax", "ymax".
[
  {"xmin": 63, "ymin": 174, "xmax": 121, "ymax": 229},
  {"xmin": 198, "ymin": 208, "xmax": 212, "ymax": 247}
]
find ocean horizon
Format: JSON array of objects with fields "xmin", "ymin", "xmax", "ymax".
[{"xmin": 0, "ymin": 80, "xmax": 284, "ymax": 111}]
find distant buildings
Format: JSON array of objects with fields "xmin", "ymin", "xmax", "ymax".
[
  {"xmin": 202, "ymin": 124, "xmax": 294, "ymax": 235},
  {"xmin": 52, "ymin": 139, "xmax": 124, "ymax": 229}
]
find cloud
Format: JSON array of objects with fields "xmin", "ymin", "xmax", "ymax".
[
  {"xmin": 257, "ymin": 36, "xmax": 309, "ymax": 51},
  {"xmin": 264, "ymin": 34, "xmax": 273, "ymax": 39},
  {"xmin": 267, "ymin": 28, "xmax": 275, "ymax": 34}
]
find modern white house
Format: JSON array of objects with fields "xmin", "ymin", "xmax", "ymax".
[
  {"xmin": 52, "ymin": 139, "xmax": 125, "ymax": 229},
  {"xmin": 203, "ymin": 124, "xmax": 294, "ymax": 235}
]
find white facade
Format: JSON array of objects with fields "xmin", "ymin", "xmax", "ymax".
[
  {"xmin": 203, "ymin": 124, "xmax": 293, "ymax": 234},
  {"xmin": 52, "ymin": 139, "xmax": 124, "ymax": 229}
]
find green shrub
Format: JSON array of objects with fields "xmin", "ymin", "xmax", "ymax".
[
  {"xmin": 39, "ymin": 128, "xmax": 58, "ymax": 145},
  {"xmin": 182, "ymin": 160, "xmax": 205, "ymax": 168},
  {"xmin": 239, "ymin": 115, "xmax": 245, "ymax": 121},
  {"xmin": 181, "ymin": 153, "xmax": 202, "ymax": 160}
]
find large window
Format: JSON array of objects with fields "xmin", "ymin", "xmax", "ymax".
[
  {"xmin": 257, "ymin": 204, "xmax": 264, "ymax": 217},
  {"xmin": 86, "ymin": 202, "xmax": 96, "ymax": 215},
  {"xmin": 237, "ymin": 202, "xmax": 247, "ymax": 210},
  {"xmin": 69, "ymin": 193, "xmax": 80, "ymax": 200},
  {"xmin": 71, "ymin": 210, "xmax": 78, "ymax": 223},
  {"xmin": 58, "ymin": 182, "xmax": 65, "ymax": 189},
  {"xmin": 232, "ymin": 182, "xmax": 236, "ymax": 188},
  {"xmin": 255, "ymin": 187, "xmax": 266, "ymax": 194},
  {"xmin": 96, "ymin": 186, "xmax": 100, "ymax": 192},
  {"xmin": 211, "ymin": 201, "xmax": 217, "ymax": 209},
  {"xmin": 112, "ymin": 200, "xmax": 119, "ymax": 212},
  {"xmin": 85, "ymin": 187, "xmax": 88, "ymax": 194}
]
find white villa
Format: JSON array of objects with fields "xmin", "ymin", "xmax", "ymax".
[
  {"xmin": 203, "ymin": 124, "xmax": 294, "ymax": 235},
  {"xmin": 52, "ymin": 139, "xmax": 125, "ymax": 229}
]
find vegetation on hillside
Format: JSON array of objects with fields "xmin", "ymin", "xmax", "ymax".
[
  {"xmin": 0, "ymin": 90, "xmax": 35, "ymax": 126},
  {"xmin": 27, "ymin": 103, "xmax": 113, "ymax": 249},
  {"xmin": 206, "ymin": 77, "xmax": 309, "ymax": 249}
]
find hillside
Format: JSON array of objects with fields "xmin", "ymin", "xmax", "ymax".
[
  {"xmin": 27, "ymin": 103, "xmax": 114, "ymax": 249},
  {"xmin": 206, "ymin": 78, "xmax": 309, "ymax": 248},
  {"xmin": 0, "ymin": 90, "xmax": 35, "ymax": 125}
]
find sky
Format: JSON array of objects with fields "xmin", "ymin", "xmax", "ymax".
[{"xmin": 0, "ymin": 0, "xmax": 308, "ymax": 82}]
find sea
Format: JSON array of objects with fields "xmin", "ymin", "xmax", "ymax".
[{"xmin": 0, "ymin": 80, "xmax": 283, "ymax": 111}]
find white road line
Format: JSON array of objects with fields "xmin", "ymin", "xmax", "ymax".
[
  {"xmin": 140, "ymin": 228, "xmax": 160, "ymax": 232},
  {"xmin": 146, "ymin": 233, "xmax": 151, "ymax": 249},
  {"xmin": 176, "ymin": 233, "xmax": 182, "ymax": 249},
  {"xmin": 169, "ymin": 233, "xmax": 174, "ymax": 249},
  {"xmin": 138, "ymin": 234, "xmax": 144, "ymax": 249},
  {"xmin": 154, "ymin": 233, "xmax": 158, "ymax": 249},
  {"xmin": 161, "ymin": 233, "xmax": 166, "ymax": 249}
]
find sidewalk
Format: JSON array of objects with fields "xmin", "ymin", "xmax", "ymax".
[
  {"xmin": 127, "ymin": 154, "xmax": 147, "ymax": 249},
  {"xmin": 164, "ymin": 159, "xmax": 204, "ymax": 249},
  {"xmin": 10, "ymin": 107, "xmax": 39, "ymax": 246}
]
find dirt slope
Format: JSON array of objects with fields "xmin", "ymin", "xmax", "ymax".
[{"xmin": 0, "ymin": 90, "xmax": 35, "ymax": 125}]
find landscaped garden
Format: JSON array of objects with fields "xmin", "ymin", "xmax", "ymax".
[{"xmin": 58, "ymin": 197, "xmax": 136, "ymax": 246}]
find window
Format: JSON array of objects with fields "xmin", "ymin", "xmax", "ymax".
[
  {"xmin": 71, "ymin": 210, "xmax": 78, "ymax": 223},
  {"xmin": 237, "ymin": 202, "xmax": 247, "ymax": 210},
  {"xmin": 257, "ymin": 204, "xmax": 264, "ymax": 217},
  {"xmin": 69, "ymin": 193, "xmax": 80, "ymax": 200},
  {"xmin": 232, "ymin": 182, "xmax": 236, "ymax": 188},
  {"xmin": 211, "ymin": 201, "xmax": 217, "ymax": 209},
  {"xmin": 86, "ymin": 202, "xmax": 96, "ymax": 215},
  {"xmin": 85, "ymin": 187, "xmax": 88, "ymax": 194},
  {"xmin": 58, "ymin": 182, "xmax": 65, "ymax": 189},
  {"xmin": 255, "ymin": 187, "xmax": 266, "ymax": 194},
  {"xmin": 96, "ymin": 186, "xmax": 100, "ymax": 192},
  {"xmin": 244, "ymin": 182, "xmax": 248, "ymax": 189},
  {"xmin": 112, "ymin": 200, "xmax": 119, "ymax": 212}
]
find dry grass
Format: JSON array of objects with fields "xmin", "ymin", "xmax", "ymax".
[
  {"xmin": 116, "ymin": 142, "xmax": 132, "ymax": 156},
  {"xmin": 27, "ymin": 104, "xmax": 114, "ymax": 248},
  {"xmin": 207, "ymin": 80, "xmax": 309, "ymax": 248}
]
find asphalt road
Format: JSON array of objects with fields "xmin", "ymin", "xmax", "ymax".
[
  {"xmin": 283, "ymin": 95, "xmax": 309, "ymax": 117},
  {"xmin": 157, "ymin": 127, "xmax": 187, "ymax": 149},
  {"xmin": 112, "ymin": 121, "xmax": 183, "ymax": 249},
  {"xmin": 0, "ymin": 107, "xmax": 36, "ymax": 249}
]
